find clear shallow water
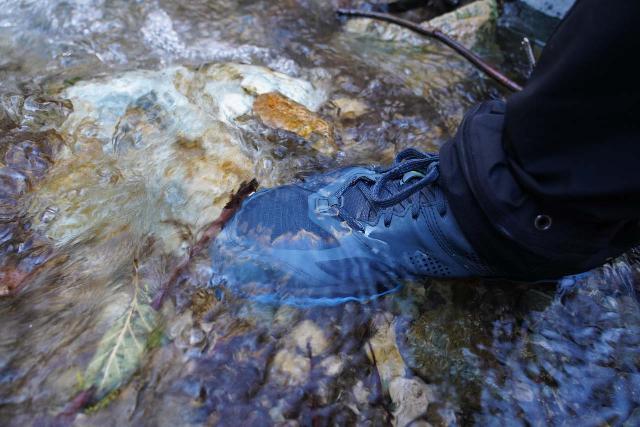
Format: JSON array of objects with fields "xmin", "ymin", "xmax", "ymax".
[{"xmin": 0, "ymin": 1, "xmax": 638, "ymax": 426}]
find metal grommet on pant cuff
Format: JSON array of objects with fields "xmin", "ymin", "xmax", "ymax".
[{"xmin": 534, "ymin": 214, "xmax": 552, "ymax": 231}]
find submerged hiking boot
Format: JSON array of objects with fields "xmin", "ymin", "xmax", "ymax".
[{"xmin": 209, "ymin": 148, "xmax": 498, "ymax": 306}]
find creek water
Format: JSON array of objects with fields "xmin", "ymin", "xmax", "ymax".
[{"xmin": 0, "ymin": 1, "xmax": 639, "ymax": 426}]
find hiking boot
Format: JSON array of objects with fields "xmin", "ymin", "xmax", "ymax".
[{"xmin": 209, "ymin": 148, "xmax": 498, "ymax": 306}]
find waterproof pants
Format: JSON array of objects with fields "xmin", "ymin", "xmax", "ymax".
[{"xmin": 440, "ymin": 0, "xmax": 640, "ymax": 279}]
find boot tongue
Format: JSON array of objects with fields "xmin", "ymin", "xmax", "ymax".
[{"xmin": 340, "ymin": 173, "xmax": 416, "ymax": 223}]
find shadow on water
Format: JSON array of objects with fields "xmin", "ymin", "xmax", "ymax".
[{"xmin": 0, "ymin": 0, "xmax": 638, "ymax": 425}]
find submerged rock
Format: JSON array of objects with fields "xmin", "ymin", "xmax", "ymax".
[
  {"xmin": 269, "ymin": 319, "xmax": 329, "ymax": 386},
  {"xmin": 253, "ymin": 92, "xmax": 337, "ymax": 155},
  {"xmin": 389, "ymin": 377, "xmax": 432, "ymax": 427},
  {"xmin": 366, "ymin": 313, "xmax": 435, "ymax": 427},
  {"xmin": 429, "ymin": 0, "xmax": 499, "ymax": 48},
  {"xmin": 290, "ymin": 319, "xmax": 329, "ymax": 355},
  {"xmin": 367, "ymin": 312, "xmax": 407, "ymax": 386},
  {"xmin": 331, "ymin": 97, "xmax": 369, "ymax": 120},
  {"xmin": 271, "ymin": 348, "xmax": 312, "ymax": 387},
  {"xmin": 4, "ymin": 62, "xmax": 331, "ymax": 413},
  {"xmin": 340, "ymin": 0, "xmax": 502, "ymax": 133},
  {"xmin": 28, "ymin": 63, "xmax": 329, "ymax": 253},
  {"xmin": 345, "ymin": 0, "xmax": 498, "ymax": 50}
]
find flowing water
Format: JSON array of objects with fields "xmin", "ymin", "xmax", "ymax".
[{"xmin": 0, "ymin": 1, "xmax": 638, "ymax": 426}]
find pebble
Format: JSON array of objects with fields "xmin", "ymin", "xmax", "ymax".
[
  {"xmin": 188, "ymin": 327, "xmax": 205, "ymax": 347},
  {"xmin": 291, "ymin": 320, "xmax": 328, "ymax": 355},
  {"xmin": 367, "ymin": 312, "xmax": 407, "ymax": 386},
  {"xmin": 271, "ymin": 349, "xmax": 311, "ymax": 387},
  {"xmin": 388, "ymin": 377, "xmax": 432, "ymax": 427}
]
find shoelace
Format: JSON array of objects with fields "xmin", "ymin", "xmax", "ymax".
[{"xmin": 337, "ymin": 148, "xmax": 445, "ymax": 230}]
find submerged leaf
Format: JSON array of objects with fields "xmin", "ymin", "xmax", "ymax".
[{"xmin": 84, "ymin": 261, "xmax": 158, "ymax": 398}]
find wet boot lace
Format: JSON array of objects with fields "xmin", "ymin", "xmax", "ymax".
[{"xmin": 337, "ymin": 149, "xmax": 445, "ymax": 231}]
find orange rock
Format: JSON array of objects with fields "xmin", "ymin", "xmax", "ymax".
[{"xmin": 253, "ymin": 92, "xmax": 337, "ymax": 155}]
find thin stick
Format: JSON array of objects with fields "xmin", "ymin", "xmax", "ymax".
[
  {"xmin": 54, "ymin": 387, "xmax": 96, "ymax": 426},
  {"xmin": 521, "ymin": 37, "xmax": 536, "ymax": 76},
  {"xmin": 336, "ymin": 8, "xmax": 523, "ymax": 92},
  {"xmin": 150, "ymin": 179, "xmax": 258, "ymax": 310}
]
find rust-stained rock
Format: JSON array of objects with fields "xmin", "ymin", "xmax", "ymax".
[{"xmin": 253, "ymin": 92, "xmax": 337, "ymax": 156}]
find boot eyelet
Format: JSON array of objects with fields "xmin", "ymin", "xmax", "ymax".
[{"xmin": 534, "ymin": 214, "xmax": 552, "ymax": 231}]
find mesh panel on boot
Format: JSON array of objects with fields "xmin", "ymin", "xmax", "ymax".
[
  {"xmin": 341, "ymin": 184, "xmax": 379, "ymax": 223},
  {"xmin": 409, "ymin": 251, "xmax": 451, "ymax": 276},
  {"xmin": 237, "ymin": 185, "xmax": 338, "ymax": 248}
]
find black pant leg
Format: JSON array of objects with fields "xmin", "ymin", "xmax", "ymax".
[
  {"xmin": 506, "ymin": 0, "xmax": 640, "ymax": 222},
  {"xmin": 439, "ymin": 0, "xmax": 640, "ymax": 279}
]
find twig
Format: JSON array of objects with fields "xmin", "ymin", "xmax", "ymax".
[
  {"xmin": 150, "ymin": 179, "xmax": 259, "ymax": 310},
  {"xmin": 53, "ymin": 387, "xmax": 96, "ymax": 426},
  {"xmin": 521, "ymin": 37, "xmax": 536, "ymax": 76},
  {"xmin": 336, "ymin": 8, "xmax": 523, "ymax": 92}
]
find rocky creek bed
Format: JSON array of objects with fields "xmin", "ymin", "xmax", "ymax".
[{"xmin": 1, "ymin": 1, "xmax": 639, "ymax": 426}]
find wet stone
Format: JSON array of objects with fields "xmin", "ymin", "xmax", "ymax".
[
  {"xmin": 0, "ymin": 167, "xmax": 28, "ymax": 218},
  {"xmin": 339, "ymin": 0, "xmax": 503, "ymax": 134},
  {"xmin": 367, "ymin": 312, "xmax": 407, "ymax": 386},
  {"xmin": 290, "ymin": 320, "xmax": 329, "ymax": 355},
  {"xmin": 389, "ymin": 377, "xmax": 432, "ymax": 427},
  {"xmin": 319, "ymin": 355, "xmax": 344, "ymax": 377},
  {"xmin": 331, "ymin": 96, "xmax": 369, "ymax": 120},
  {"xmin": 0, "ymin": 94, "xmax": 24, "ymax": 130},
  {"xmin": 429, "ymin": 0, "xmax": 499, "ymax": 48},
  {"xmin": 1, "ymin": 1, "xmax": 638, "ymax": 425},
  {"xmin": 19, "ymin": 95, "xmax": 73, "ymax": 131},
  {"xmin": 27, "ymin": 63, "xmax": 330, "ymax": 250},
  {"xmin": 345, "ymin": 0, "xmax": 498, "ymax": 50},
  {"xmin": 4, "ymin": 141, "xmax": 51, "ymax": 180},
  {"xmin": 269, "ymin": 320, "xmax": 330, "ymax": 387},
  {"xmin": 0, "ymin": 266, "xmax": 29, "ymax": 297},
  {"xmin": 188, "ymin": 327, "xmax": 206, "ymax": 347},
  {"xmin": 253, "ymin": 91, "xmax": 338, "ymax": 156},
  {"xmin": 352, "ymin": 380, "xmax": 370, "ymax": 406}
]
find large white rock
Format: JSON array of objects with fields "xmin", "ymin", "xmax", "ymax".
[{"xmin": 29, "ymin": 63, "xmax": 328, "ymax": 254}]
